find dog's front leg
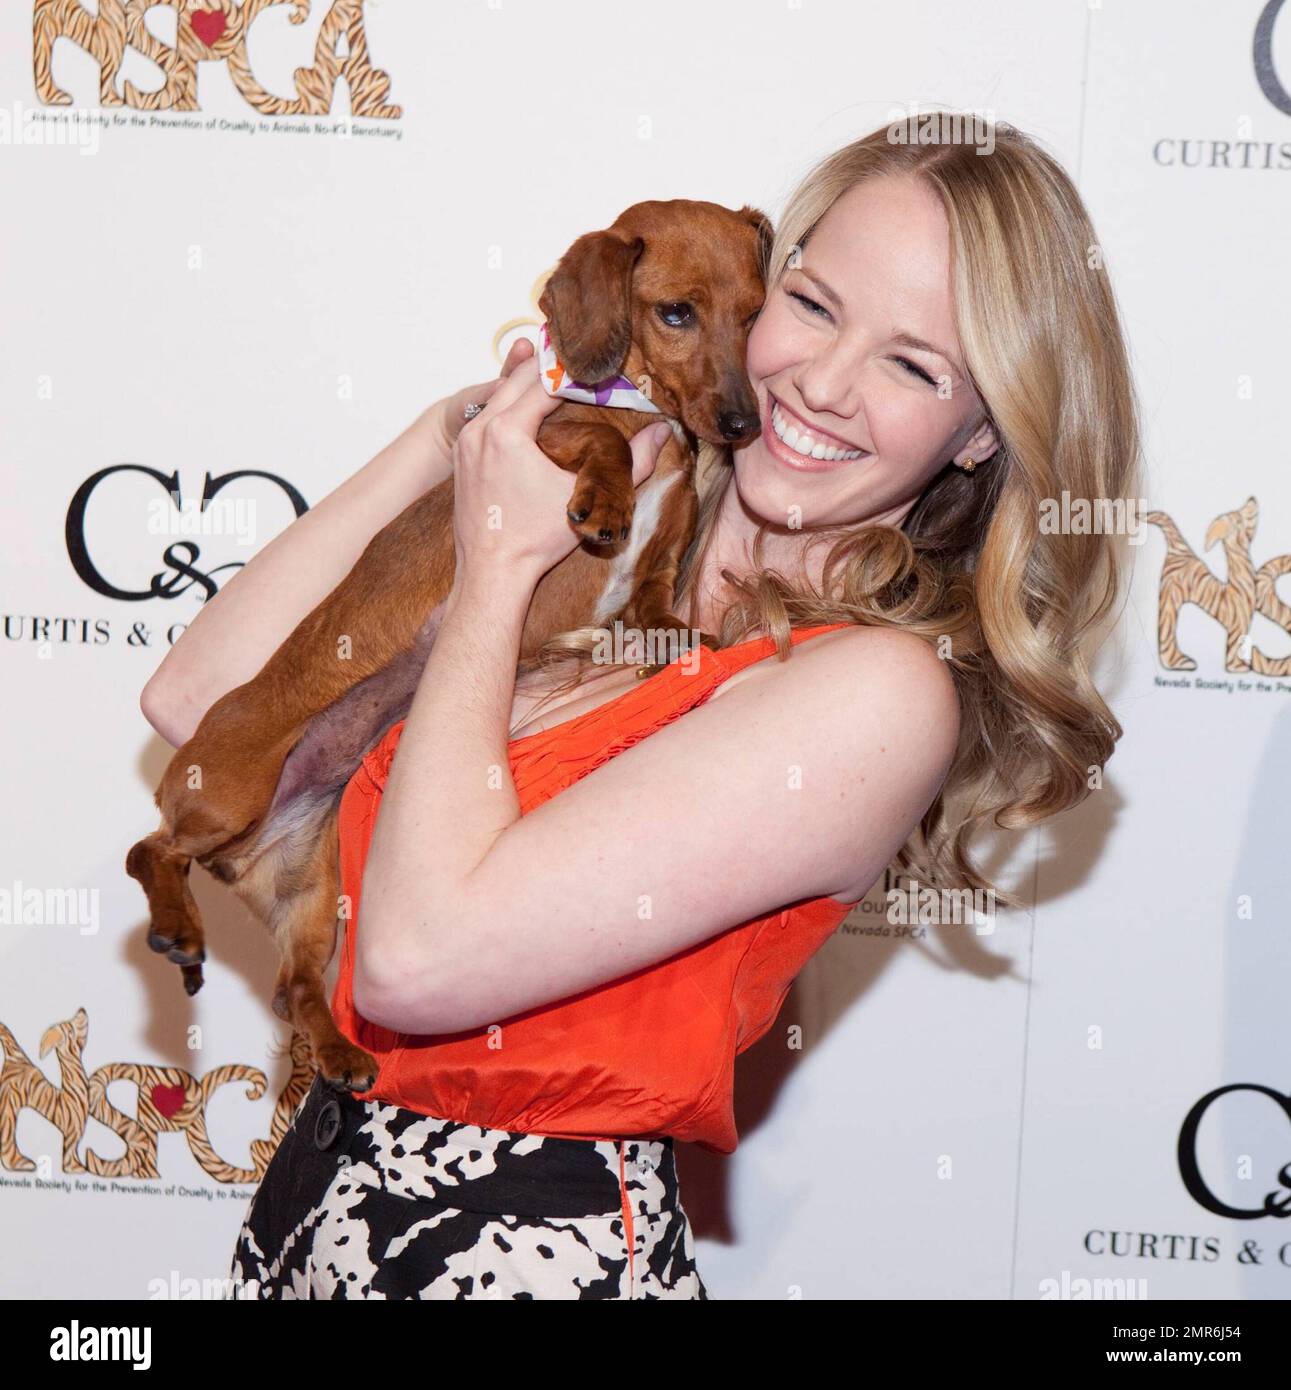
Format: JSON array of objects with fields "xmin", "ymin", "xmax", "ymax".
[
  {"xmin": 536, "ymin": 418, "xmax": 636, "ymax": 546},
  {"xmin": 623, "ymin": 464, "xmax": 720, "ymax": 652}
]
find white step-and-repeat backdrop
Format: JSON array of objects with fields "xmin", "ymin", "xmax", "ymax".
[{"xmin": 2, "ymin": 0, "xmax": 1289, "ymax": 1300}]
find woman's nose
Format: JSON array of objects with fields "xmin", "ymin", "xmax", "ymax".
[{"xmin": 796, "ymin": 359, "xmax": 862, "ymax": 422}]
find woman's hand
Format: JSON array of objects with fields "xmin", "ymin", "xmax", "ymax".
[
  {"xmin": 449, "ymin": 353, "xmax": 674, "ymax": 591},
  {"xmin": 425, "ymin": 336, "xmax": 538, "ymax": 472}
]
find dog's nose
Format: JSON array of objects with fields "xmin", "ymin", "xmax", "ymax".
[{"xmin": 718, "ymin": 409, "xmax": 759, "ymax": 441}]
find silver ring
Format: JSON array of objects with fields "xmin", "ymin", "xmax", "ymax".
[{"xmin": 463, "ymin": 401, "xmax": 486, "ymax": 421}]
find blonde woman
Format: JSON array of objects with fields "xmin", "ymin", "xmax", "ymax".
[{"xmin": 145, "ymin": 120, "xmax": 1141, "ymax": 1299}]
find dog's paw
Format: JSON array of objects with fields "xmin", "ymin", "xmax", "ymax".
[
  {"xmin": 147, "ymin": 926, "xmax": 205, "ymax": 967},
  {"xmin": 316, "ymin": 1041, "xmax": 379, "ymax": 1095},
  {"xmin": 567, "ymin": 476, "xmax": 635, "ymax": 546}
]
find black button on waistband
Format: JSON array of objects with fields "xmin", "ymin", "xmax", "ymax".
[{"xmin": 314, "ymin": 1098, "xmax": 342, "ymax": 1151}]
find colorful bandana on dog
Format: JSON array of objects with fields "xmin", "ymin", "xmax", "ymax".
[{"xmin": 536, "ymin": 320, "xmax": 660, "ymax": 413}]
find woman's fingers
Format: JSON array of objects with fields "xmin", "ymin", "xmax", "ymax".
[
  {"xmin": 460, "ymin": 355, "xmax": 562, "ymax": 442},
  {"xmin": 472, "ymin": 352, "xmax": 540, "ymax": 416},
  {"xmin": 499, "ymin": 335, "xmax": 534, "ymax": 377},
  {"xmin": 440, "ymin": 337, "xmax": 537, "ymax": 446},
  {"xmin": 629, "ymin": 421, "xmax": 673, "ymax": 486},
  {"xmin": 441, "ymin": 383, "xmax": 494, "ymax": 446}
]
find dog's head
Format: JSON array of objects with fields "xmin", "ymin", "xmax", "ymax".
[{"xmin": 537, "ymin": 199, "xmax": 772, "ymax": 446}]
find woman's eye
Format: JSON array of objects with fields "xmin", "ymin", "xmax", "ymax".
[
  {"xmin": 788, "ymin": 289, "xmax": 830, "ymax": 319},
  {"xmin": 656, "ymin": 302, "xmax": 695, "ymax": 327},
  {"xmin": 893, "ymin": 356, "xmax": 938, "ymax": 386}
]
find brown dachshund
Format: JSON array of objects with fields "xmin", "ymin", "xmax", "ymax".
[{"xmin": 126, "ymin": 198, "xmax": 770, "ymax": 1091}]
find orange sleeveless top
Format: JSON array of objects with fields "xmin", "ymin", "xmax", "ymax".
[{"xmin": 330, "ymin": 622, "xmax": 856, "ymax": 1155}]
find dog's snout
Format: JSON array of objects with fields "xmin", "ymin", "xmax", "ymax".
[{"xmin": 718, "ymin": 406, "xmax": 759, "ymax": 442}]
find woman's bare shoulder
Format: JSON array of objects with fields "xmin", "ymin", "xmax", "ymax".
[{"xmin": 716, "ymin": 622, "xmax": 961, "ymax": 739}]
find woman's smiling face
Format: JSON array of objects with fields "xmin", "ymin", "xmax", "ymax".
[{"xmin": 740, "ymin": 174, "xmax": 998, "ymax": 529}]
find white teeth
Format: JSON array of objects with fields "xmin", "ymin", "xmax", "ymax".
[{"xmin": 770, "ymin": 401, "xmax": 864, "ymax": 461}]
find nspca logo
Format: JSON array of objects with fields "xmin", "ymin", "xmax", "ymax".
[{"xmin": 33, "ymin": 0, "xmax": 401, "ymax": 120}]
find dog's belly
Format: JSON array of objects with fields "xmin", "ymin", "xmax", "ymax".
[
  {"xmin": 203, "ymin": 607, "xmax": 446, "ymax": 891},
  {"xmin": 270, "ymin": 606, "xmax": 446, "ymax": 814}
]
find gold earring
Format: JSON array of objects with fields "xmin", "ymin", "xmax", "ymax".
[{"xmin": 959, "ymin": 457, "xmax": 977, "ymax": 473}]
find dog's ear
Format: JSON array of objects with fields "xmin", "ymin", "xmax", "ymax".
[
  {"xmin": 738, "ymin": 205, "xmax": 775, "ymax": 282},
  {"xmin": 538, "ymin": 229, "xmax": 644, "ymax": 383}
]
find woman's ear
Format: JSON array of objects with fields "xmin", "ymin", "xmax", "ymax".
[
  {"xmin": 959, "ymin": 418, "xmax": 1001, "ymax": 467},
  {"xmin": 738, "ymin": 205, "xmax": 775, "ymax": 282},
  {"xmin": 538, "ymin": 229, "xmax": 644, "ymax": 383}
]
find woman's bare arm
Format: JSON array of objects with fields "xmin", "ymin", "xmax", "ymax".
[{"xmin": 140, "ymin": 342, "xmax": 534, "ymax": 748}]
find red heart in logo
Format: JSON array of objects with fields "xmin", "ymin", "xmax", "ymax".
[
  {"xmin": 191, "ymin": 9, "xmax": 228, "ymax": 48},
  {"xmin": 151, "ymin": 1083, "xmax": 186, "ymax": 1119}
]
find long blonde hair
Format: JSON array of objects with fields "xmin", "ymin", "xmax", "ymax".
[{"xmin": 519, "ymin": 119, "xmax": 1144, "ymax": 909}]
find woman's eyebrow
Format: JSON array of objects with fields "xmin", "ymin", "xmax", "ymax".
[
  {"xmin": 797, "ymin": 267, "xmax": 845, "ymax": 311},
  {"xmin": 890, "ymin": 329, "xmax": 960, "ymax": 371}
]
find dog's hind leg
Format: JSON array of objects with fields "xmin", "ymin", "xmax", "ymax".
[
  {"xmin": 130, "ymin": 720, "xmax": 307, "ymax": 995},
  {"xmin": 124, "ymin": 831, "xmax": 210, "ymax": 994},
  {"xmin": 257, "ymin": 801, "xmax": 378, "ymax": 1092}
]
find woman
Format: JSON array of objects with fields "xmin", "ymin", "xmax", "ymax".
[{"xmin": 143, "ymin": 120, "xmax": 1141, "ymax": 1298}]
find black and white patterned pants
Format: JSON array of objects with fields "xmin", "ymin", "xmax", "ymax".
[{"xmin": 228, "ymin": 1074, "xmax": 708, "ymax": 1299}]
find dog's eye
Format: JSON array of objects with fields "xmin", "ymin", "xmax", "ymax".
[{"xmin": 656, "ymin": 302, "xmax": 695, "ymax": 327}]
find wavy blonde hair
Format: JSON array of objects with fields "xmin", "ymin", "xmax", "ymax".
[{"xmin": 517, "ymin": 119, "xmax": 1143, "ymax": 909}]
